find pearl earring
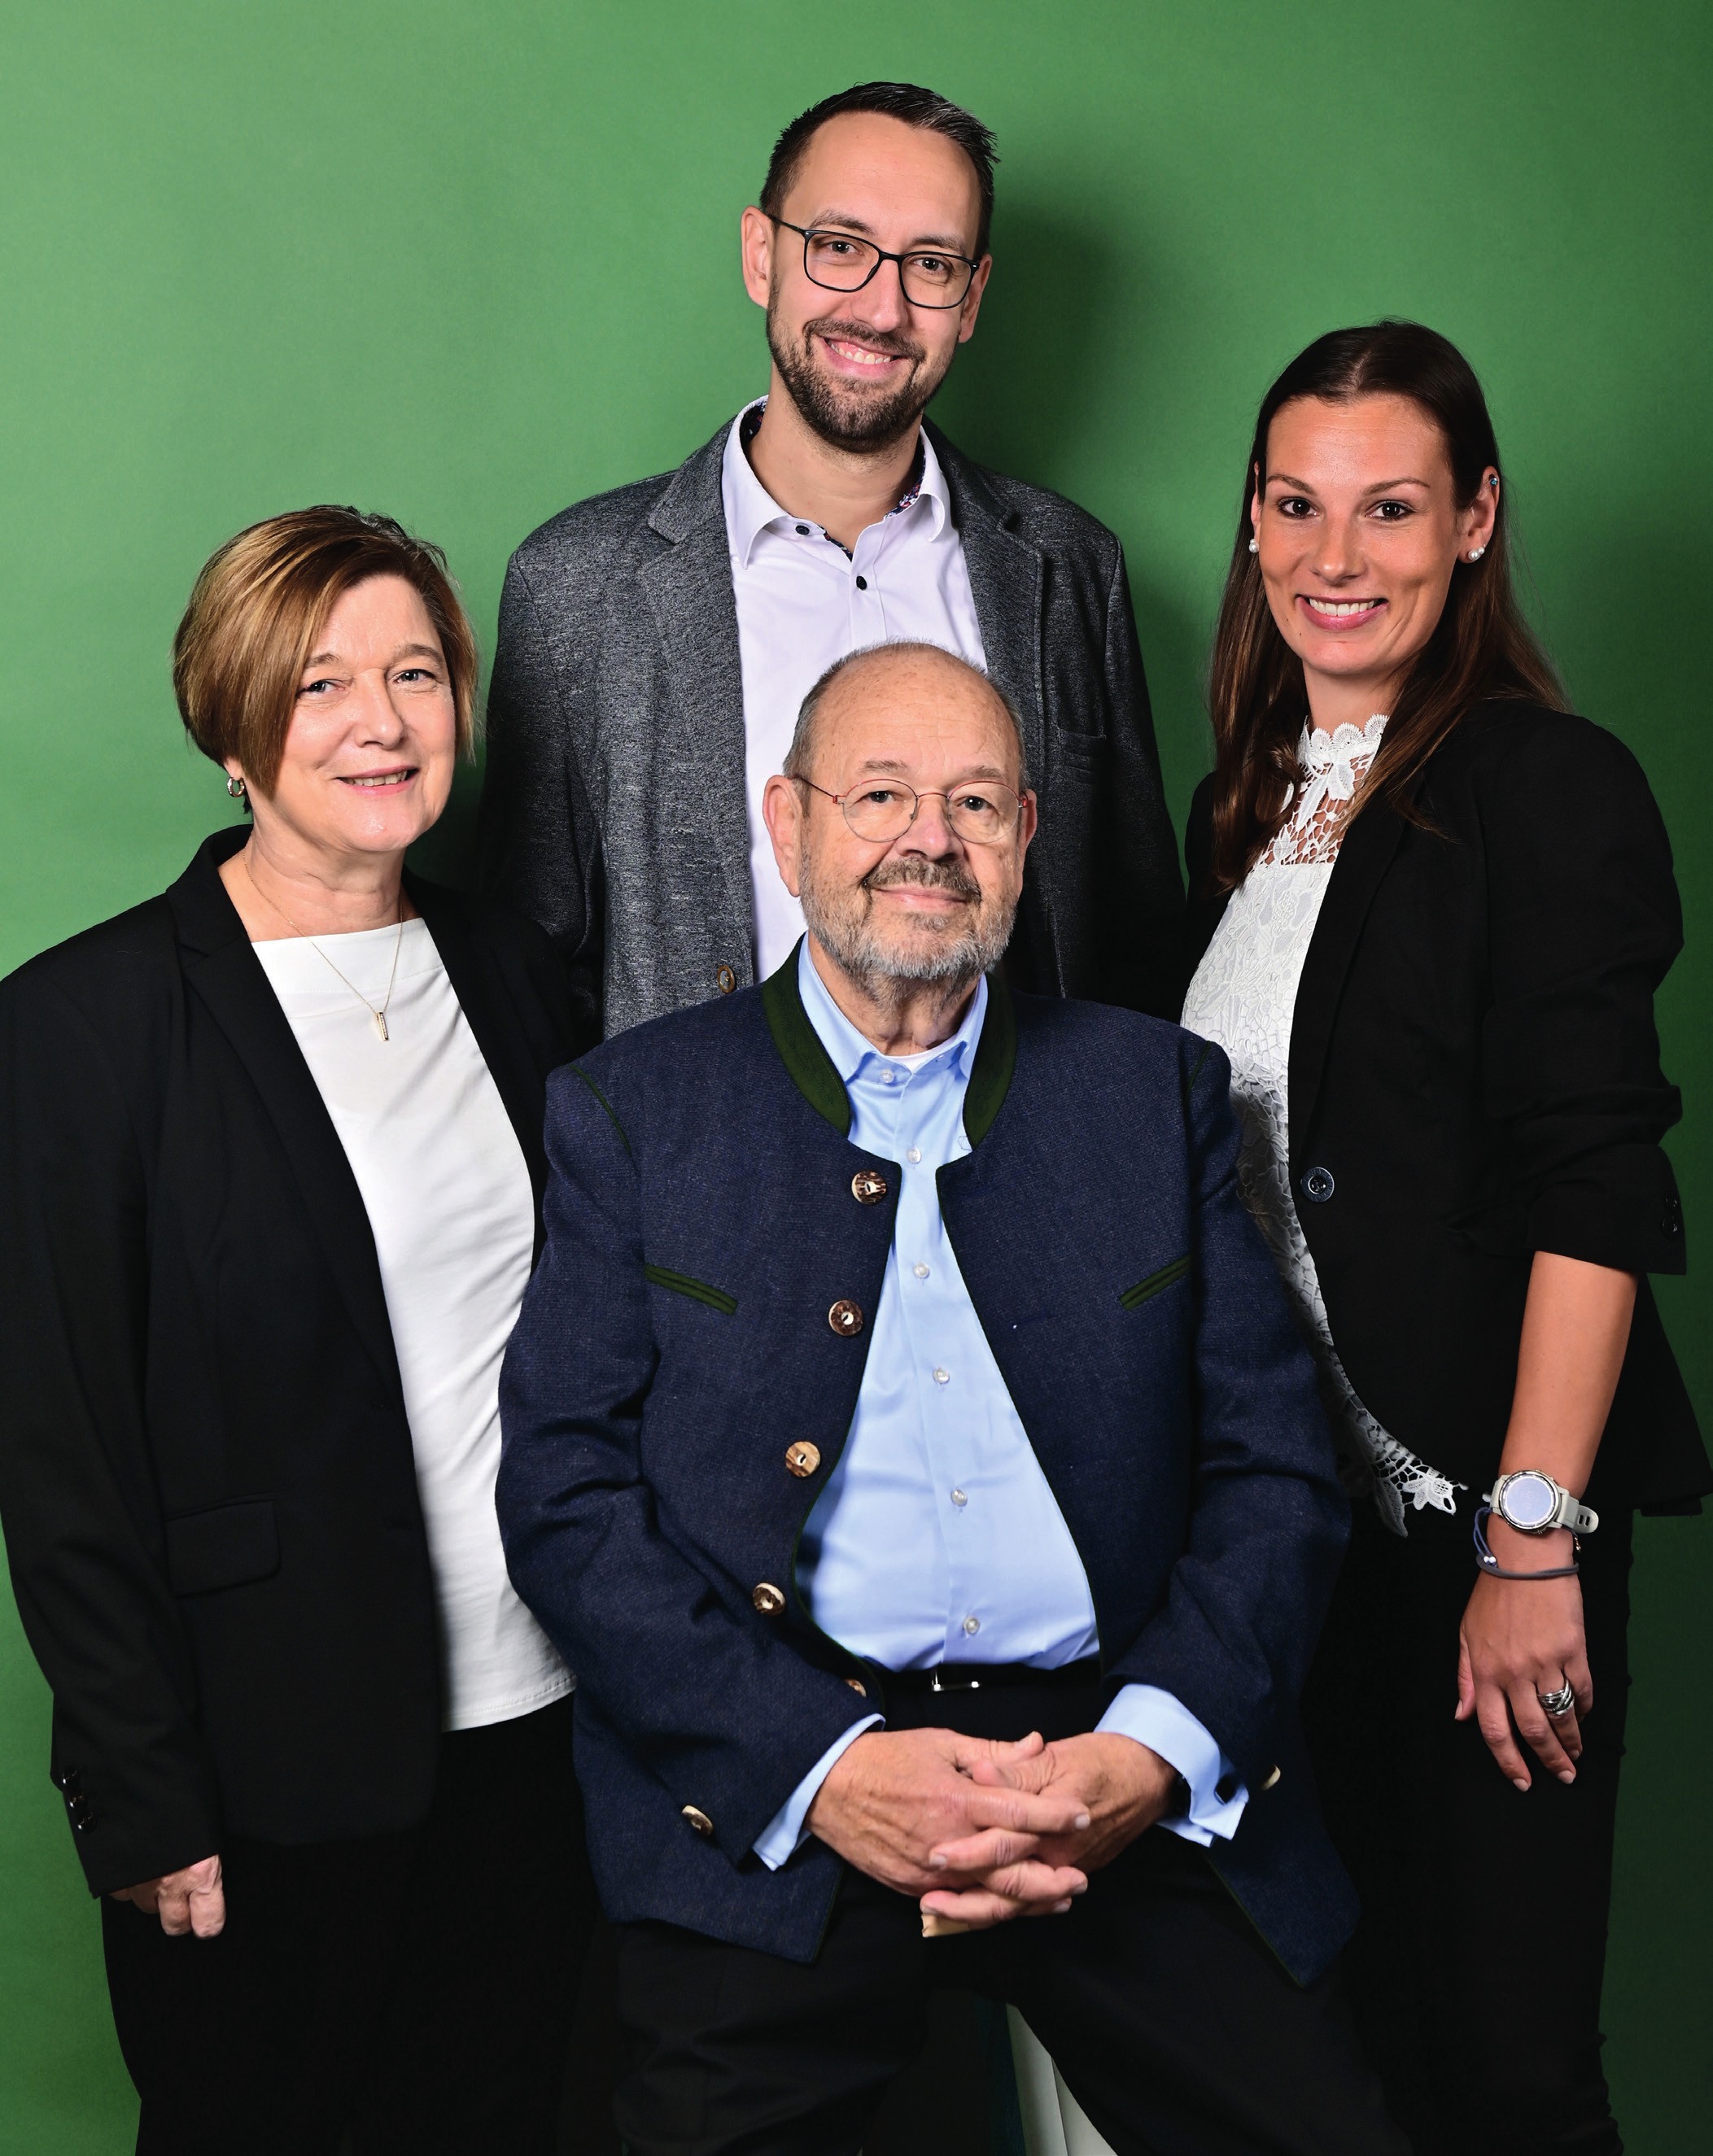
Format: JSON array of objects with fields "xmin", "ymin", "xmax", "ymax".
[
  {"xmin": 1248, "ymin": 538, "xmax": 1259, "ymax": 555},
  {"xmin": 1466, "ymin": 547, "xmax": 1487, "ymax": 562}
]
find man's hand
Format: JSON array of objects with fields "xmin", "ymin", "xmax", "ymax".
[
  {"xmin": 920, "ymin": 1733, "xmax": 1178, "ymax": 1927},
  {"xmin": 806, "ymin": 1727, "xmax": 1090, "ymax": 1916},
  {"xmin": 110, "ymin": 1854, "xmax": 225, "ymax": 1938}
]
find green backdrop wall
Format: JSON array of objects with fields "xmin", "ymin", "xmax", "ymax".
[{"xmin": 2, "ymin": 2, "xmax": 1707, "ymax": 2147}]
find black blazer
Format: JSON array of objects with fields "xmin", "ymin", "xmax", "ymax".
[
  {"xmin": 1186, "ymin": 702, "xmax": 1707, "ymax": 1512},
  {"xmin": 0, "ymin": 828, "xmax": 577, "ymax": 1896}
]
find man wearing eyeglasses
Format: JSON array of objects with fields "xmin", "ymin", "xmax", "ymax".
[
  {"xmin": 479, "ymin": 81, "xmax": 1183, "ymax": 1050},
  {"xmin": 496, "ymin": 642, "xmax": 1405, "ymax": 2156}
]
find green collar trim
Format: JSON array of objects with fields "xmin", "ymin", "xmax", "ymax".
[
  {"xmin": 761, "ymin": 943, "xmax": 850, "ymax": 1136},
  {"xmin": 759, "ymin": 940, "xmax": 1016, "ymax": 1147},
  {"xmin": 962, "ymin": 968, "xmax": 1016, "ymax": 1146}
]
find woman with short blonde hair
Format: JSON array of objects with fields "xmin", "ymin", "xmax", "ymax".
[{"xmin": 0, "ymin": 507, "xmax": 592, "ymax": 2154}]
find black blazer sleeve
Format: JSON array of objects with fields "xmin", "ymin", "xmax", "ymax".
[
  {"xmin": 1477, "ymin": 715, "xmax": 1686, "ymax": 1274},
  {"xmin": 479, "ymin": 554, "xmax": 605, "ymax": 1050},
  {"xmin": 0, "ymin": 967, "xmax": 219, "ymax": 1894}
]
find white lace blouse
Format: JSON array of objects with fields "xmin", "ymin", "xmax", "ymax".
[{"xmin": 1182, "ymin": 716, "xmax": 1461, "ymax": 1534}]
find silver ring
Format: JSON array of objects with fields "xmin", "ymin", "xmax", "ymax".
[{"xmin": 1536, "ymin": 1683, "xmax": 1575, "ymax": 1717}]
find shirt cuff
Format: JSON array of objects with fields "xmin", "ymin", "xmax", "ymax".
[
  {"xmin": 753, "ymin": 1714, "xmax": 884, "ymax": 1871},
  {"xmin": 1096, "ymin": 1682, "xmax": 1247, "ymax": 1847}
]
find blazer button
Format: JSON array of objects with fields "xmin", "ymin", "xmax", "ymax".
[
  {"xmin": 1261, "ymin": 1765, "xmax": 1282, "ymax": 1792},
  {"xmin": 850, "ymin": 1167, "xmax": 889, "ymax": 1205},
  {"xmin": 52, "ymin": 1764, "xmax": 83, "ymax": 1793},
  {"xmin": 752, "ymin": 1581, "xmax": 787, "ymax": 1616},
  {"xmin": 681, "ymin": 1805, "xmax": 714, "ymax": 1836},
  {"xmin": 828, "ymin": 1299, "xmax": 864, "ymax": 1336},
  {"xmin": 785, "ymin": 1442, "xmax": 821, "ymax": 1477},
  {"xmin": 1663, "ymin": 1195, "xmax": 1683, "ymax": 1237},
  {"xmin": 714, "ymin": 963, "xmax": 737, "ymax": 994},
  {"xmin": 846, "ymin": 1676, "xmax": 868, "ymax": 1696},
  {"xmin": 1300, "ymin": 1166, "xmax": 1335, "ymax": 1204}
]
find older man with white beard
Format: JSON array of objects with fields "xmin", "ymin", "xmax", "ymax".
[{"xmin": 496, "ymin": 642, "xmax": 1406, "ymax": 2156}]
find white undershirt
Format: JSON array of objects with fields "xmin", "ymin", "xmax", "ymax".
[
  {"xmin": 723, "ymin": 400, "xmax": 989, "ymax": 977},
  {"xmin": 252, "ymin": 919, "xmax": 573, "ymax": 1730}
]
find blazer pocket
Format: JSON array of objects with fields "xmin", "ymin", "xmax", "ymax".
[
  {"xmin": 1119, "ymin": 1255, "xmax": 1190, "ymax": 1310},
  {"xmin": 644, "ymin": 1264, "xmax": 738, "ymax": 1316},
  {"xmin": 164, "ymin": 1499, "xmax": 280, "ymax": 1595},
  {"xmin": 1051, "ymin": 724, "xmax": 1105, "ymax": 781}
]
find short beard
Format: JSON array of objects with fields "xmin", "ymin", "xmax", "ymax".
[
  {"xmin": 767, "ymin": 300, "xmax": 950, "ymax": 454},
  {"xmin": 799, "ymin": 852, "xmax": 1016, "ymax": 1003}
]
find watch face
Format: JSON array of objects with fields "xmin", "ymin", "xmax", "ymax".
[{"xmin": 1501, "ymin": 1472, "xmax": 1558, "ymax": 1530}]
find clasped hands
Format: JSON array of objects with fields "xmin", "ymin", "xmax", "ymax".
[{"xmin": 806, "ymin": 1726, "xmax": 1177, "ymax": 1929}]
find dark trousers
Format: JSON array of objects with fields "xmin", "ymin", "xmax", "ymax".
[
  {"xmin": 612, "ymin": 1673, "xmax": 1407, "ymax": 2156},
  {"xmin": 102, "ymin": 1696, "xmax": 597, "ymax": 2156},
  {"xmin": 1302, "ymin": 1499, "xmax": 1635, "ymax": 2156}
]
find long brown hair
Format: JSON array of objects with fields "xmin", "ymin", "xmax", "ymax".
[{"xmin": 1205, "ymin": 321, "xmax": 1566, "ymax": 893}]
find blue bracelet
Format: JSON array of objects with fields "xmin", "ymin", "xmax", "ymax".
[{"xmin": 1472, "ymin": 1505, "xmax": 1580, "ymax": 1580}]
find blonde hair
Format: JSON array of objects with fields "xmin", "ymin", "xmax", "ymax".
[{"xmin": 173, "ymin": 506, "xmax": 478, "ymax": 795}]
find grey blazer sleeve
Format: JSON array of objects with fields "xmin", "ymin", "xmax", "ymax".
[
  {"xmin": 1094, "ymin": 541, "xmax": 1186, "ymax": 1018},
  {"xmin": 479, "ymin": 556, "xmax": 605, "ymax": 1050}
]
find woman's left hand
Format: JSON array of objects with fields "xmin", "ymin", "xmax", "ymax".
[{"xmin": 1456, "ymin": 1523, "xmax": 1592, "ymax": 1791}]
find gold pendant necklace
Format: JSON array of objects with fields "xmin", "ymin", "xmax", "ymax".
[{"xmin": 243, "ymin": 853, "xmax": 405, "ymax": 1042}]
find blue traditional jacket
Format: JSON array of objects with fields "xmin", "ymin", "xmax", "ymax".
[{"xmin": 497, "ymin": 957, "xmax": 1357, "ymax": 1981}]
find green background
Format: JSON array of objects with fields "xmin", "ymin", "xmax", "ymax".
[{"xmin": 1, "ymin": 1, "xmax": 1707, "ymax": 2146}]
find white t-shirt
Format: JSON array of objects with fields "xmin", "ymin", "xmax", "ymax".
[{"xmin": 252, "ymin": 918, "xmax": 572, "ymax": 1730}]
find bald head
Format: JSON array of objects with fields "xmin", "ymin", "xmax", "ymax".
[{"xmin": 784, "ymin": 641, "xmax": 1029, "ymax": 792}]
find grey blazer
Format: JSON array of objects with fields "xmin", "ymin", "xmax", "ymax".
[{"xmin": 478, "ymin": 417, "xmax": 1185, "ymax": 1045}]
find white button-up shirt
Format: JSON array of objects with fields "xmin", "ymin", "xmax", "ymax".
[{"xmin": 721, "ymin": 401, "xmax": 989, "ymax": 977}]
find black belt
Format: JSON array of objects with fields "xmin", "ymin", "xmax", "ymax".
[{"xmin": 878, "ymin": 1656, "xmax": 1101, "ymax": 1696}]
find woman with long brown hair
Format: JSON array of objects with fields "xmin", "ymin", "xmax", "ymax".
[{"xmin": 1182, "ymin": 321, "xmax": 1706, "ymax": 2154}]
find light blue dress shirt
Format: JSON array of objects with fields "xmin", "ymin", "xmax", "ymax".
[{"xmin": 754, "ymin": 945, "xmax": 1247, "ymax": 1868}]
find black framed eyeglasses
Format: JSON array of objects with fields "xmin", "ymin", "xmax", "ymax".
[
  {"xmin": 797, "ymin": 775, "xmax": 1025, "ymax": 846},
  {"xmin": 771, "ymin": 217, "xmax": 980, "ymax": 311}
]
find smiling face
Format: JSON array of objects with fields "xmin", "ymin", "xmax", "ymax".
[
  {"xmin": 763, "ymin": 648, "xmax": 1035, "ymax": 993},
  {"xmin": 1252, "ymin": 392, "xmax": 1497, "ymax": 730},
  {"xmin": 741, "ymin": 111, "xmax": 990, "ymax": 454},
  {"xmin": 229, "ymin": 574, "xmax": 457, "ymax": 869}
]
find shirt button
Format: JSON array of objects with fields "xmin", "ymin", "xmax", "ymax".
[
  {"xmin": 950, "ymin": 1487, "xmax": 968, "ymax": 1508},
  {"xmin": 933, "ymin": 1368, "xmax": 950, "ymax": 1386},
  {"xmin": 962, "ymin": 1615, "xmax": 981, "ymax": 1635},
  {"xmin": 913, "ymin": 1263, "xmax": 929, "ymax": 1279},
  {"xmin": 855, "ymin": 574, "xmax": 869, "ymax": 590},
  {"xmin": 795, "ymin": 523, "xmax": 811, "ymax": 535},
  {"xmin": 881, "ymin": 1070, "xmax": 897, "ymax": 1086},
  {"xmin": 907, "ymin": 1146, "xmax": 921, "ymax": 1163}
]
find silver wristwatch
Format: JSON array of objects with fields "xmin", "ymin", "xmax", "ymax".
[{"xmin": 1484, "ymin": 1470, "xmax": 1599, "ymax": 1537}]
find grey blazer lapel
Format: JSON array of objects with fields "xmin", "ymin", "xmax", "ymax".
[
  {"xmin": 636, "ymin": 422, "xmax": 754, "ymax": 964},
  {"xmin": 931, "ymin": 426, "xmax": 1046, "ymax": 783}
]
